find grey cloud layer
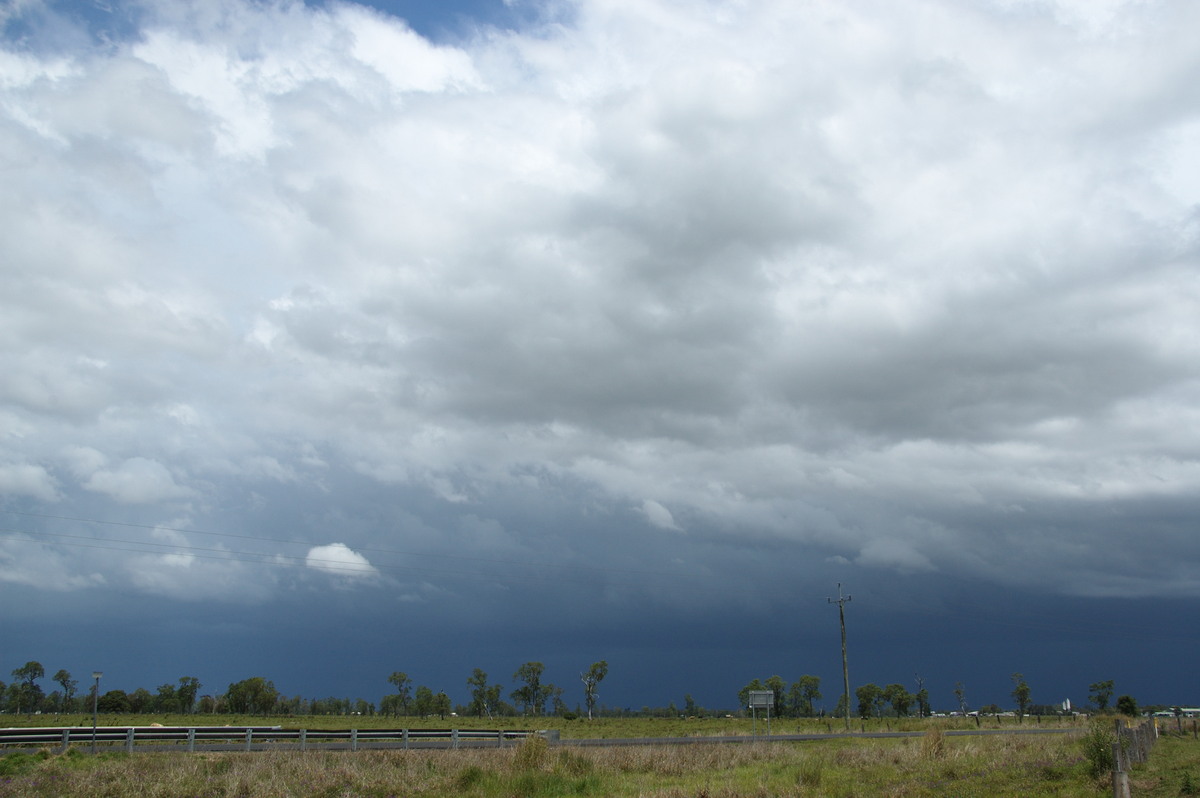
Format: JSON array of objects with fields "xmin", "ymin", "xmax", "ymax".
[{"xmin": 3, "ymin": 0, "xmax": 1200, "ymax": 601}]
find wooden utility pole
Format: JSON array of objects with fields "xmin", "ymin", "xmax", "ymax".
[{"xmin": 828, "ymin": 584, "xmax": 852, "ymax": 732}]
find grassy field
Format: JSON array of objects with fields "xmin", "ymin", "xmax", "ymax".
[
  {"xmin": 1, "ymin": 712, "xmax": 1084, "ymax": 739},
  {"xmin": 2, "ymin": 716, "xmax": 1195, "ymax": 797}
]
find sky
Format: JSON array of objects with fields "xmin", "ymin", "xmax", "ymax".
[{"xmin": 2, "ymin": 0, "xmax": 1199, "ymax": 716}]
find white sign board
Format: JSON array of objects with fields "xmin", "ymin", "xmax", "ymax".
[{"xmin": 748, "ymin": 690, "xmax": 774, "ymax": 710}]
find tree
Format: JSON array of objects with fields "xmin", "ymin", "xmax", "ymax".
[
  {"xmin": 12, "ymin": 661, "xmax": 44, "ymax": 686},
  {"xmin": 387, "ymin": 672, "xmax": 413, "ymax": 716},
  {"xmin": 765, "ymin": 675, "xmax": 786, "ymax": 717},
  {"xmin": 11, "ymin": 661, "xmax": 45, "ymax": 714},
  {"xmin": 413, "ymin": 685, "xmax": 435, "ymax": 717},
  {"xmin": 11, "ymin": 679, "xmax": 43, "ymax": 714},
  {"xmin": 882, "ymin": 684, "xmax": 913, "ymax": 718},
  {"xmin": 467, "ymin": 668, "xmax": 502, "ymax": 718},
  {"xmin": 913, "ymin": 675, "xmax": 930, "ymax": 718},
  {"xmin": 855, "ymin": 683, "xmax": 882, "ymax": 719},
  {"xmin": 225, "ymin": 677, "xmax": 279, "ymax": 715},
  {"xmin": 511, "ymin": 662, "xmax": 555, "ymax": 716},
  {"xmin": 128, "ymin": 687, "xmax": 153, "ymax": 713},
  {"xmin": 954, "ymin": 681, "xmax": 969, "ymax": 716},
  {"xmin": 1116, "ymin": 695, "xmax": 1138, "ymax": 716},
  {"xmin": 737, "ymin": 678, "xmax": 765, "ymax": 711},
  {"xmin": 791, "ymin": 675, "xmax": 822, "ymax": 717},
  {"xmin": 580, "ymin": 661, "xmax": 608, "ymax": 720},
  {"xmin": 1010, "ymin": 673, "xmax": 1031, "ymax": 723},
  {"xmin": 177, "ymin": 677, "xmax": 201, "ymax": 714},
  {"xmin": 98, "ymin": 689, "xmax": 131, "ymax": 714},
  {"xmin": 1088, "ymin": 680, "xmax": 1115, "ymax": 712},
  {"xmin": 53, "ymin": 670, "xmax": 77, "ymax": 713},
  {"xmin": 434, "ymin": 691, "xmax": 451, "ymax": 719},
  {"xmin": 154, "ymin": 683, "xmax": 180, "ymax": 713}
]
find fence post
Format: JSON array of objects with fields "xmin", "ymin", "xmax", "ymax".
[
  {"xmin": 1112, "ymin": 768, "xmax": 1131, "ymax": 798},
  {"xmin": 187, "ymin": 728, "xmax": 196, "ymax": 753},
  {"xmin": 351, "ymin": 729, "xmax": 358, "ymax": 752}
]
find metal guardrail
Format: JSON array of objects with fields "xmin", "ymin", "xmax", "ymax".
[{"xmin": 0, "ymin": 726, "xmax": 542, "ymax": 754}]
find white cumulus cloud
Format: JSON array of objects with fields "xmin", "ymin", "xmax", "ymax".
[{"xmin": 305, "ymin": 542, "xmax": 378, "ymax": 579}]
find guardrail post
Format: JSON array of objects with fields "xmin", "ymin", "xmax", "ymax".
[
  {"xmin": 497, "ymin": 729, "xmax": 503, "ymax": 748},
  {"xmin": 403, "ymin": 729, "xmax": 409, "ymax": 750},
  {"xmin": 351, "ymin": 729, "xmax": 358, "ymax": 752},
  {"xmin": 245, "ymin": 729, "xmax": 253, "ymax": 752},
  {"xmin": 187, "ymin": 728, "xmax": 196, "ymax": 753},
  {"xmin": 60, "ymin": 729, "xmax": 70, "ymax": 754},
  {"xmin": 452, "ymin": 729, "xmax": 459, "ymax": 749},
  {"xmin": 300, "ymin": 729, "xmax": 307, "ymax": 752},
  {"xmin": 124, "ymin": 728, "xmax": 134, "ymax": 753}
]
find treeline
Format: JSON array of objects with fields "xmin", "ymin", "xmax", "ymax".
[
  {"xmin": 736, "ymin": 675, "xmax": 826, "ymax": 717},
  {"xmin": 794, "ymin": 673, "xmax": 1146, "ymax": 720},
  {"xmin": 1, "ymin": 662, "xmax": 201, "ymax": 715},
  {"xmin": 0, "ymin": 660, "xmax": 616, "ymax": 720},
  {"xmin": 6, "ymin": 660, "xmax": 1155, "ymax": 720}
]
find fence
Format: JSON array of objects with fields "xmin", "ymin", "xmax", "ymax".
[
  {"xmin": 1111, "ymin": 718, "xmax": 1158, "ymax": 798},
  {"xmin": 0, "ymin": 726, "xmax": 544, "ymax": 754}
]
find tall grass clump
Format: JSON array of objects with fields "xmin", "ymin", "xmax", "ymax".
[
  {"xmin": 795, "ymin": 759, "xmax": 823, "ymax": 787},
  {"xmin": 920, "ymin": 727, "xmax": 946, "ymax": 760},
  {"xmin": 511, "ymin": 734, "xmax": 550, "ymax": 771}
]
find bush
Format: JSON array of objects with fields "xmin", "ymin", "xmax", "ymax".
[{"xmin": 1080, "ymin": 721, "xmax": 1116, "ymax": 779}]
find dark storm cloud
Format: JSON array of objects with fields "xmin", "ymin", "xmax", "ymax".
[{"xmin": 3, "ymin": 0, "xmax": 1200, "ymax": 708}]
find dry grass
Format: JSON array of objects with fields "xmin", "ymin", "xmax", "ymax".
[{"xmin": 0, "ymin": 731, "xmax": 1112, "ymax": 797}]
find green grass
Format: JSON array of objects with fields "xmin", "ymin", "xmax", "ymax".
[
  {"xmin": 0, "ymin": 725, "xmax": 1139, "ymax": 797},
  {"xmin": 1125, "ymin": 731, "xmax": 1200, "ymax": 798}
]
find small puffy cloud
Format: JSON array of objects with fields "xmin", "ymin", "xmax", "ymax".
[
  {"xmin": 641, "ymin": 499, "xmax": 682, "ymax": 531},
  {"xmin": 305, "ymin": 542, "xmax": 378, "ymax": 579},
  {"xmin": 0, "ymin": 462, "xmax": 58, "ymax": 501},
  {"xmin": 61, "ymin": 446, "xmax": 108, "ymax": 479},
  {"xmin": 83, "ymin": 457, "xmax": 194, "ymax": 504}
]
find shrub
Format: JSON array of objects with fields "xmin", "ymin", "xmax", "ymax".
[{"xmin": 1080, "ymin": 721, "xmax": 1116, "ymax": 779}]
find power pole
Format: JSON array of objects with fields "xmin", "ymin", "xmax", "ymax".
[{"xmin": 828, "ymin": 583, "xmax": 852, "ymax": 731}]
